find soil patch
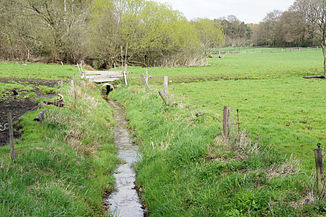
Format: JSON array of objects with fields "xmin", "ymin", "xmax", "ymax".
[
  {"xmin": 0, "ymin": 98, "xmax": 38, "ymax": 146},
  {"xmin": 0, "ymin": 77, "xmax": 61, "ymax": 146}
]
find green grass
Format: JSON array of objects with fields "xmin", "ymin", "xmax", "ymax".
[
  {"xmin": 115, "ymin": 48, "xmax": 325, "ymax": 172},
  {"xmin": 0, "ymin": 62, "xmax": 76, "ymax": 80},
  {"xmin": 170, "ymin": 77, "xmax": 326, "ymax": 172},
  {"xmin": 0, "ymin": 79, "xmax": 118, "ymax": 216},
  {"xmin": 0, "ymin": 82, "xmax": 34, "ymax": 96},
  {"xmin": 122, "ymin": 48, "xmax": 323, "ymax": 84},
  {"xmin": 111, "ymin": 87, "xmax": 322, "ymax": 216}
]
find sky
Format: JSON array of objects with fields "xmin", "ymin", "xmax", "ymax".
[{"xmin": 155, "ymin": 0, "xmax": 295, "ymax": 24}]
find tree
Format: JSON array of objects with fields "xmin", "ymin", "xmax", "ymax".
[
  {"xmin": 193, "ymin": 18, "xmax": 224, "ymax": 55},
  {"xmin": 292, "ymin": 0, "xmax": 326, "ymax": 76}
]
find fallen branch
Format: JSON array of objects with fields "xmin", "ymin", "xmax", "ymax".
[
  {"xmin": 304, "ymin": 75, "xmax": 325, "ymax": 79},
  {"xmin": 34, "ymin": 109, "xmax": 48, "ymax": 122}
]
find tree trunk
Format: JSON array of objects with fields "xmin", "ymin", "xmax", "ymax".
[{"xmin": 323, "ymin": 45, "xmax": 326, "ymax": 78}]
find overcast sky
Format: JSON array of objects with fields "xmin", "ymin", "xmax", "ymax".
[{"xmin": 155, "ymin": 0, "xmax": 295, "ymax": 24}]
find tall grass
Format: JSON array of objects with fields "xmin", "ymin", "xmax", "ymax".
[
  {"xmin": 0, "ymin": 81, "xmax": 118, "ymax": 216},
  {"xmin": 111, "ymin": 87, "xmax": 323, "ymax": 216}
]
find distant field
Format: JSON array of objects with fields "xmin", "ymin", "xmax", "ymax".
[
  {"xmin": 127, "ymin": 48, "xmax": 325, "ymax": 172},
  {"xmin": 0, "ymin": 62, "xmax": 76, "ymax": 80},
  {"xmin": 125, "ymin": 48, "xmax": 323, "ymax": 84}
]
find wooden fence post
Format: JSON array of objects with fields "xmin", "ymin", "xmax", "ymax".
[
  {"xmin": 163, "ymin": 76, "xmax": 168, "ymax": 95},
  {"xmin": 315, "ymin": 143, "xmax": 325, "ymax": 195},
  {"xmin": 121, "ymin": 46, "xmax": 124, "ymax": 72},
  {"xmin": 158, "ymin": 90, "xmax": 170, "ymax": 105},
  {"xmin": 141, "ymin": 74, "xmax": 150, "ymax": 90},
  {"xmin": 8, "ymin": 112, "xmax": 15, "ymax": 161},
  {"xmin": 123, "ymin": 71, "xmax": 128, "ymax": 86},
  {"xmin": 145, "ymin": 69, "xmax": 149, "ymax": 84},
  {"xmin": 223, "ymin": 106, "xmax": 231, "ymax": 143}
]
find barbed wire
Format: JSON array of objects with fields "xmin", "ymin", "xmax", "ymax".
[{"xmin": 0, "ymin": 123, "xmax": 8, "ymax": 132}]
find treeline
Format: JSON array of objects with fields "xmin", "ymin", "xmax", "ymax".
[
  {"xmin": 252, "ymin": 9, "xmax": 317, "ymax": 47},
  {"xmin": 217, "ymin": 3, "xmax": 321, "ymax": 48},
  {"xmin": 0, "ymin": 0, "xmax": 224, "ymax": 68}
]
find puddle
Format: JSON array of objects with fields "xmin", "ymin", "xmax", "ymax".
[{"xmin": 107, "ymin": 100, "xmax": 144, "ymax": 217}]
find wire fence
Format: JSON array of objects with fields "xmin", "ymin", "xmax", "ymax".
[
  {"xmin": 168, "ymin": 84, "xmax": 321, "ymax": 150},
  {"xmin": 213, "ymin": 47, "xmax": 321, "ymax": 55},
  {"xmin": 0, "ymin": 123, "xmax": 8, "ymax": 132}
]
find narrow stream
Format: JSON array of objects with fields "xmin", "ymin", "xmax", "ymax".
[{"xmin": 107, "ymin": 100, "xmax": 144, "ymax": 217}]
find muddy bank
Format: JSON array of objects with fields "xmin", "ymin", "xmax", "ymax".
[
  {"xmin": 0, "ymin": 77, "xmax": 60, "ymax": 146},
  {"xmin": 107, "ymin": 100, "xmax": 144, "ymax": 217},
  {"xmin": 0, "ymin": 98, "xmax": 38, "ymax": 146}
]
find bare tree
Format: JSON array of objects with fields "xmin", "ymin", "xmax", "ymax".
[{"xmin": 293, "ymin": 0, "xmax": 326, "ymax": 76}]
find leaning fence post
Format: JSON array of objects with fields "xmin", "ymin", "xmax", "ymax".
[
  {"xmin": 158, "ymin": 90, "xmax": 170, "ymax": 105},
  {"xmin": 8, "ymin": 112, "xmax": 15, "ymax": 161},
  {"xmin": 163, "ymin": 76, "xmax": 168, "ymax": 95},
  {"xmin": 223, "ymin": 106, "xmax": 231, "ymax": 143},
  {"xmin": 314, "ymin": 143, "xmax": 325, "ymax": 194},
  {"xmin": 141, "ymin": 74, "xmax": 150, "ymax": 90}
]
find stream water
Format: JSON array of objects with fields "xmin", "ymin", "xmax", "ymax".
[{"xmin": 107, "ymin": 100, "xmax": 144, "ymax": 217}]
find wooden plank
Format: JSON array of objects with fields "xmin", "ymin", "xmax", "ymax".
[
  {"xmin": 89, "ymin": 78, "xmax": 121, "ymax": 83},
  {"xmin": 87, "ymin": 75, "xmax": 123, "ymax": 78},
  {"xmin": 84, "ymin": 71, "xmax": 123, "ymax": 76}
]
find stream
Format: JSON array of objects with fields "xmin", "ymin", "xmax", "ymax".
[{"xmin": 107, "ymin": 100, "xmax": 144, "ymax": 217}]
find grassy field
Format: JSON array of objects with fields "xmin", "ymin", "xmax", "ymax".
[
  {"xmin": 109, "ymin": 48, "xmax": 326, "ymax": 215},
  {"xmin": 171, "ymin": 78, "xmax": 326, "ymax": 171},
  {"xmin": 0, "ymin": 63, "xmax": 117, "ymax": 216},
  {"xmin": 122, "ymin": 48, "xmax": 325, "ymax": 172},
  {"xmin": 122, "ymin": 48, "xmax": 323, "ymax": 84},
  {"xmin": 0, "ymin": 62, "xmax": 76, "ymax": 80},
  {"xmin": 111, "ymin": 87, "xmax": 321, "ymax": 216}
]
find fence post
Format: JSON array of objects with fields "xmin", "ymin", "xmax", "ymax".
[
  {"xmin": 164, "ymin": 76, "xmax": 168, "ymax": 95},
  {"xmin": 8, "ymin": 112, "xmax": 15, "ymax": 161},
  {"xmin": 121, "ymin": 46, "xmax": 124, "ymax": 72},
  {"xmin": 158, "ymin": 90, "xmax": 170, "ymax": 105},
  {"xmin": 145, "ymin": 69, "xmax": 149, "ymax": 84},
  {"xmin": 141, "ymin": 74, "xmax": 150, "ymax": 90},
  {"xmin": 223, "ymin": 106, "xmax": 231, "ymax": 143},
  {"xmin": 123, "ymin": 71, "xmax": 128, "ymax": 86},
  {"xmin": 314, "ymin": 143, "xmax": 325, "ymax": 195}
]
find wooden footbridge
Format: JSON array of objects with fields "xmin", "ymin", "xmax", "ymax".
[{"xmin": 77, "ymin": 63, "xmax": 125, "ymax": 83}]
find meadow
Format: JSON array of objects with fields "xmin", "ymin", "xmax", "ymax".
[
  {"xmin": 124, "ymin": 48, "xmax": 323, "ymax": 84},
  {"xmin": 124, "ymin": 48, "xmax": 326, "ymax": 172},
  {"xmin": 110, "ymin": 47, "xmax": 326, "ymax": 215}
]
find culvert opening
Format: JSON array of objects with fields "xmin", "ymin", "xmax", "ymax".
[{"xmin": 101, "ymin": 83, "xmax": 114, "ymax": 96}]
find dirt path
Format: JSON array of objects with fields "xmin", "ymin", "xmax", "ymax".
[{"xmin": 107, "ymin": 100, "xmax": 144, "ymax": 217}]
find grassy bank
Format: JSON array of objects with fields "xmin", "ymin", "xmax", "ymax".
[
  {"xmin": 111, "ymin": 87, "xmax": 324, "ymax": 216},
  {"xmin": 0, "ymin": 81, "xmax": 118, "ymax": 216}
]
